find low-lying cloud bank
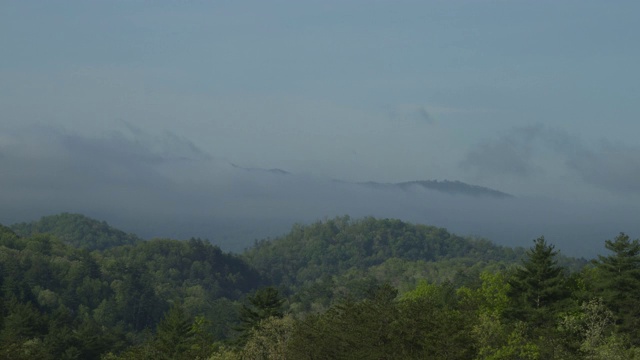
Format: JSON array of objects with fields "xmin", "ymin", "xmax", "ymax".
[
  {"xmin": 462, "ymin": 125, "xmax": 640, "ymax": 194},
  {"xmin": 1, "ymin": 126, "xmax": 638, "ymax": 258}
]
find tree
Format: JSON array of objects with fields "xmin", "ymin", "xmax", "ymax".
[
  {"xmin": 112, "ymin": 261, "xmax": 165, "ymax": 331},
  {"xmin": 155, "ymin": 303, "xmax": 194, "ymax": 359},
  {"xmin": 286, "ymin": 284, "xmax": 402, "ymax": 359},
  {"xmin": 593, "ymin": 233, "xmax": 640, "ymax": 341},
  {"xmin": 508, "ymin": 237, "xmax": 568, "ymax": 326},
  {"xmin": 559, "ymin": 298, "xmax": 630, "ymax": 359},
  {"xmin": 397, "ymin": 282, "xmax": 475, "ymax": 359},
  {"xmin": 236, "ymin": 287, "xmax": 284, "ymax": 345},
  {"xmin": 241, "ymin": 315, "xmax": 296, "ymax": 360},
  {"xmin": 506, "ymin": 237, "xmax": 571, "ymax": 358}
]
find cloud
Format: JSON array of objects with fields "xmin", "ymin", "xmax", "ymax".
[
  {"xmin": 461, "ymin": 124, "xmax": 640, "ymax": 194},
  {"xmin": 390, "ymin": 104, "xmax": 435, "ymax": 125},
  {"xmin": 566, "ymin": 142, "xmax": 640, "ymax": 193},
  {"xmin": 0, "ymin": 125, "xmax": 217, "ymax": 208},
  {"xmin": 460, "ymin": 125, "xmax": 544, "ymax": 177},
  {"xmin": 3, "ymin": 123, "xmax": 640, "ymax": 258}
]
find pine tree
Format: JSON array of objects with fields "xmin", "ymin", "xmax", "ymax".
[
  {"xmin": 594, "ymin": 233, "xmax": 640, "ymax": 342},
  {"xmin": 155, "ymin": 303, "xmax": 194, "ymax": 359},
  {"xmin": 235, "ymin": 287, "xmax": 284, "ymax": 345},
  {"xmin": 508, "ymin": 237, "xmax": 568, "ymax": 326}
]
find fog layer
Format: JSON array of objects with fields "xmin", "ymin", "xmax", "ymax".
[{"xmin": 2, "ymin": 126, "xmax": 637, "ymax": 258}]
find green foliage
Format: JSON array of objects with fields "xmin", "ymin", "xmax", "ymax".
[
  {"xmin": 240, "ymin": 315, "xmax": 296, "ymax": 360},
  {"xmin": 283, "ymin": 282, "xmax": 476, "ymax": 359},
  {"xmin": 593, "ymin": 233, "xmax": 640, "ymax": 341},
  {"xmin": 286, "ymin": 284, "xmax": 401, "ymax": 359},
  {"xmin": 235, "ymin": 287, "xmax": 284, "ymax": 345},
  {"xmin": 245, "ymin": 216, "xmax": 526, "ymax": 311},
  {"xmin": 3, "ymin": 214, "xmax": 640, "ymax": 359},
  {"xmin": 481, "ymin": 321, "xmax": 540, "ymax": 360},
  {"xmin": 559, "ymin": 298, "xmax": 626, "ymax": 359},
  {"xmin": 508, "ymin": 236, "xmax": 569, "ymax": 327},
  {"xmin": 246, "ymin": 216, "xmax": 524, "ymax": 283},
  {"xmin": 152, "ymin": 303, "xmax": 202, "ymax": 359},
  {"xmin": 477, "ymin": 271, "xmax": 511, "ymax": 317},
  {"xmin": 0, "ymin": 219, "xmax": 264, "ymax": 359},
  {"xmin": 397, "ymin": 283, "xmax": 475, "ymax": 359},
  {"xmin": 11, "ymin": 213, "xmax": 141, "ymax": 251}
]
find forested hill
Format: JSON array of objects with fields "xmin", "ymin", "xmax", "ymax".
[
  {"xmin": 1, "ymin": 213, "xmax": 627, "ymax": 359},
  {"xmin": 0, "ymin": 227, "xmax": 265, "ymax": 358},
  {"xmin": 10, "ymin": 213, "xmax": 141, "ymax": 250},
  {"xmin": 243, "ymin": 217, "xmax": 527, "ymax": 291}
]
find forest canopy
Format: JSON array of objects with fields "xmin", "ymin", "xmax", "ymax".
[{"xmin": 0, "ymin": 214, "xmax": 638, "ymax": 359}]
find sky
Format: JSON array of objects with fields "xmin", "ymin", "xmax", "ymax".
[{"xmin": 2, "ymin": 1, "xmax": 640, "ymax": 256}]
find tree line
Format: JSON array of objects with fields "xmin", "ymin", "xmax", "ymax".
[
  {"xmin": 215, "ymin": 234, "xmax": 640, "ymax": 359},
  {"xmin": 1, "ymin": 215, "xmax": 639, "ymax": 359}
]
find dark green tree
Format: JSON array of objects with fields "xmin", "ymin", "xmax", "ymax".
[
  {"xmin": 593, "ymin": 232, "xmax": 640, "ymax": 342},
  {"xmin": 236, "ymin": 287, "xmax": 284, "ymax": 345},
  {"xmin": 0, "ymin": 299, "xmax": 47, "ymax": 346},
  {"xmin": 287, "ymin": 284, "xmax": 400, "ymax": 359},
  {"xmin": 112, "ymin": 261, "xmax": 165, "ymax": 331},
  {"xmin": 508, "ymin": 237, "xmax": 568, "ymax": 326},
  {"xmin": 155, "ymin": 303, "xmax": 194, "ymax": 359}
]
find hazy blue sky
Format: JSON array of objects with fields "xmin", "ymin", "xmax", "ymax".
[{"xmin": 2, "ymin": 1, "xmax": 640, "ymax": 255}]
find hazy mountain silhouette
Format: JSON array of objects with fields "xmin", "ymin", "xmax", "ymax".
[{"xmin": 357, "ymin": 180, "xmax": 513, "ymax": 198}]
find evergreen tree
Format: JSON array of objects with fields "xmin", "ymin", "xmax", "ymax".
[
  {"xmin": 286, "ymin": 284, "xmax": 401, "ymax": 360},
  {"xmin": 236, "ymin": 287, "xmax": 284, "ymax": 345},
  {"xmin": 508, "ymin": 237, "xmax": 568, "ymax": 326},
  {"xmin": 593, "ymin": 233, "xmax": 640, "ymax": 342},
  {"xmin": 155, "ymin": 303, "xmax": 194, "ymax": 359}
]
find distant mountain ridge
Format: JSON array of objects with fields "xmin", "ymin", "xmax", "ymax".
[
  {"xmin": 358, "ymin": 179, "xmax": 514, "ymax": 198},
  {"xmin": 230, "ymin": 162, "xmax": 290, "ymax": 175},
  {"xmin": 230, "ymin": 162, "xmax": 513, "ymax": 198}
]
